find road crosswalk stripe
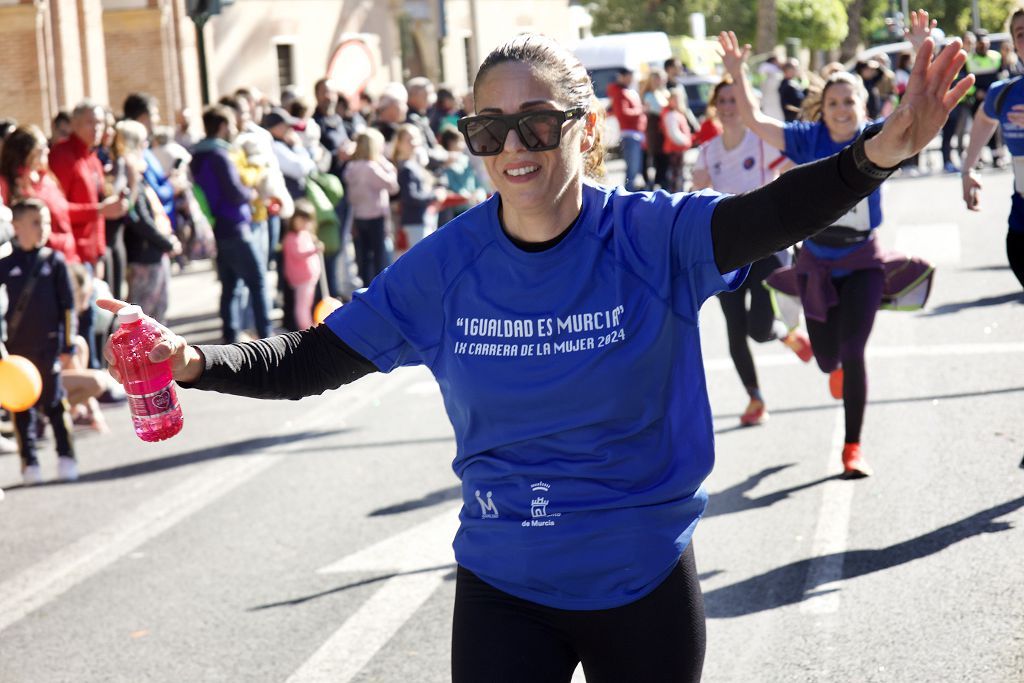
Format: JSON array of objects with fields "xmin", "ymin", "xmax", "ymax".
[{"xmin": 800, "ymin": 408, "xmax": 853, "ymax": 615}]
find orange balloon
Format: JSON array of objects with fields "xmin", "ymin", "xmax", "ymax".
[
  {"xmin": 313, "ymin": 297, "xmax": 343, "ymax": 325},
  {"xmin": 0, "ymin": 355, "xmax": 43, "ymax": 412}
]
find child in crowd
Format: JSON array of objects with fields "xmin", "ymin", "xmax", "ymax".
[
  {"xmin": 0, "ymin": 199, "xmax": 78, "ymax": 484},
  {"xmin": 62, "ymin": 263, "xmax": 109, "ymax": 432},
  {"xmin": 438, "ymin": 127, "xmax": 484, "ymax": 225},
  {"xmin": 392, "ymin": 123, "xmax": 444, "ymax": 249},
  {"xmin": 343, "ymin": 128, "xmax": 398, "ymax": 286},
  {"xmin": 282, "ymin": 199, "xmax": 322, "ymax": 329}
]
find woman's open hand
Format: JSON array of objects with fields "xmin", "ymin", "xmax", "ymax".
[
  {"xmin": 97, "ymin": 298, "xmax": 204, "ymax": 385},
  {"xmin": 864, "ymin": 38, "xmax": 974, "ymax": 168},
  {"xmin": 904, "ymin": 9, "xmax": 937, "ymax": 51},
  {"xmin": 717, "ymin": 32, "xmax": 750, "ymax": 81}
]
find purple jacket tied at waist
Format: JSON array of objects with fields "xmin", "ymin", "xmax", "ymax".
[{"xmin": 765, "ymin": 237, "xmax": 935, "ymax": 322}]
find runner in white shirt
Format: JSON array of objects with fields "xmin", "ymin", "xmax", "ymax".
[{"xmin": 692, "ymin": 78, "xmax": 813, "ymax": 427}]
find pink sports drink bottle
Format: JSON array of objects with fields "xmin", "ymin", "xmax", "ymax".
[{"xmin": 109, "ymin": 305, "xmax": 183, "ymax": 442}]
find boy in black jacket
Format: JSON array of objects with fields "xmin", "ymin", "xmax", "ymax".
[{"xmin": 0, "ymin": 199, "xmax": 78, "ymax": 485}]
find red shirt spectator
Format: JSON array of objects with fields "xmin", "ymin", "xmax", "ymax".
[
  {"xmin": 0, "ymin": 125, "xmax": 88, "ymax": 263},
  {"xmin": 607, "ymin": 74, "xmax": 647, "ymax": 134},
  {"xmin": 48, "ymin": 103, "xmax": 118, "ymax": 266},
  {"xmin": 0, "ymin": 175, "xmax": 81, "ymax": 264},
  {"xmin": 692, "ymin": 118, "xmax": 722, "ymax": 147}
]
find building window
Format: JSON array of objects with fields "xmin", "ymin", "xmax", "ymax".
[{"xmin": 276, "ymin": 44, "xmax": 294, "ymax": 90}]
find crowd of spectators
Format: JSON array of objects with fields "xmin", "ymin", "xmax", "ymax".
[{"xmin": 0, "ymin": 76, "xmax": 488, "ymax": 478}]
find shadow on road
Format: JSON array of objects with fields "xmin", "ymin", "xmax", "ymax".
[
  {"xmin": 922, "ymin": 291, "xmax": 1023, "ymax": 316},
  {"xmin": 71, "ymin": 429, "xmax": 349, "ymax": 484},
  {"xmin": 715, "ymin": 385, "xmax": 1024, "ymax": 422},
  {"xmin": 705, "ymin": 465, "xmax": 840, "ymax": 518},
  {"xmin": 703, "ymin": 494, "xmax": 1024, "ymax": 618},
  {"xmin": 247, "ymin": 563, "xmax": 457, "ymax": 611},
  {"xmin": 369, "ymin": 485, "xmax": 462, "ymax": 516},
  {"xmin": 3, "ymin": 432, "xmax": 457, "ymax": 491}
]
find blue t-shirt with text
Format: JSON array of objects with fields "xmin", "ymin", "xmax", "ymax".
[
  {"xmin": 326, "ymin": 181, "xmax": 747, "ymax": 610},
  {"xmin": 784, "ymin": 120, "xmax": 883, "ymax": 259},
  {"xmin": 983, "ymin": 77, "xmax": 1024, "ymax": 233}
]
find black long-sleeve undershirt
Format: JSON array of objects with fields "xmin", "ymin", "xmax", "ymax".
[
  {"xmin": 186, "ymin": 325, "xmax": 377, "ymax": 399},
  {"xmin": 186, "ymin": 141, "xmax": 890, "ymax": 400},
  {"xmin": 711, "ymin": 142, "xmax": 888, "ymax": 273}
]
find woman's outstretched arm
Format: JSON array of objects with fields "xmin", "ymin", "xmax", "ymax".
[{"xmin": 98, "ymin": 299, "xmax": 378, "ymax": 400}]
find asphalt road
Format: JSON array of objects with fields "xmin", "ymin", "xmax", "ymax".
[{"xmin": 1, "ymin": 163, "xmax": 1021, "ymax": 682}]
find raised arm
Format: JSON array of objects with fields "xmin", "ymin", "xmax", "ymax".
[
  {"xmin": 718, "ymin": 31, "xmax": 786, "ymax": 151},
  {"xmin": 904, "ymin": 9, "xmax": 937, "ymax": 52},
  {"xmin": 713, "ymin": 36, "xmax": 973, "ymax": 272}
]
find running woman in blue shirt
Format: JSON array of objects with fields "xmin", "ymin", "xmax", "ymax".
[
  {"xmin": 100, "ymin": 31, "xmax": 970, "ymax": 682},
  {"xmin": 961, "ymin": 8, "xmax": 1024, "ymax": 292},
  {"xmin": 718, "ymin": 11, "xmax": 935, "ymax": 479}
]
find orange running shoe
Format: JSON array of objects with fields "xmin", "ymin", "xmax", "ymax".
[
  {"xmin": 841, "ymin": 443, "xmax": 872, "ymax": 478},
  {"xmin": 782, "ymin": 330, "xmax": 813, "ymax": 363},
  {"xmin": 829, "ymin": 368, "xmax": 844, "ymax": 400},
  {"xmin": 739, "ymin": 399, "xmax": 768, "ymax": 426}
]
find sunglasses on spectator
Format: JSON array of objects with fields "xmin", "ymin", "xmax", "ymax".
[{"xmin": 457, "ymin": 107, "xmax": 587, "ymax": 156}]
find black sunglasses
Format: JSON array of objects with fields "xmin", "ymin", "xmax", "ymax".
[{"xmin": 457, "ymin": 107, "xmax": 587, "ymax": 156}]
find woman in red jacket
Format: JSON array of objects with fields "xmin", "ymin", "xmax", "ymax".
[
  {"xmin": 0, "ymin": 125, "xmax": 86, "ymax": 264},
  {"xmin": 660, "ymin": 88, "xmax": 694, "ymax": 192}
]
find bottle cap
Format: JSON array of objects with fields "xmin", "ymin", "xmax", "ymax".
[{"xmin": 117, "ymin": 305, "xmax": 143, "ymax": 324}]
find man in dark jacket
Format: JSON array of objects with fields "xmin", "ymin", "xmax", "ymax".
[{"xmin": 190, "ymin": 106, "xmax": 272, "ymax": 343}]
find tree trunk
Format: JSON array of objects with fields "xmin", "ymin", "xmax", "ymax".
[
  {"xmin": 840, "ymin": 0, "xmax": 864, "ymax": 62},
  {"xmin": 755, "ymin": 0, "xmax": 777, "ymax": 54}
]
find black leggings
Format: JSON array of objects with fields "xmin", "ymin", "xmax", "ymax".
[
  {"xmin": 452, "ymin": 545, "xmax": 706, "ymax": 683},
  {"xmin": 1008, "ymin": 231, "xmax": 1024, "ymax": 290},
  {"xmin": 718, "ymin": 254, "xmax": 784, "ymax": 392},
  {"xmin": 804, "ymin": 268, "xmax": 884, "ymax": 444},
  {"xmin": 14, "ymin": 366, "xmax": 75, "ymax": 466}
]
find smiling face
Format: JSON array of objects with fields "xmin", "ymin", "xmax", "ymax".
[
  {"xmin": 473, "ymin": 61, "xmax": 594, "ymax": 229},
  {"xmin": 821, "ymin": 82, "xmax": 865, "ymax": 142},
  {"xmin": 1013, "ymin": 15, "xmax": 1024, "ymax": 59},
  {"xmin": 714, "ymin": 84, "xmax": 739, "ymax": 125}
]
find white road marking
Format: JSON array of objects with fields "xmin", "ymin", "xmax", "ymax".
[
  {"xmin": 0, "ymin": 454, "xmax": 280, "ymax": 634},
  {"xmin": 704, "ymin": 341, "xmax": 1024, "ymax": 373},
  {"xmin": 289, "ymin": 507, "xmax": 461, "ymax": 683},
  {"xmin": 799, "ymin": 409, "xmax": 854, "ymax": 615},
  {"xmin": 892, "ymin": 223, "xmax": 961, "ymax": 265},
  {"xmin": 405, "ymin": 380, "xmax": 441, "ymax": 396},
  {"xmin": 0, "ymin": 370, "xmax": 413, "ymax": 636}
]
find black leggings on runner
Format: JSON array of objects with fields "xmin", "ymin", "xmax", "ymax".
[
  {"xmin": 718, "ymin": 254, "xmax": 784, "ymax": 392},
  {"xmin": 804, "ymin": 268, "xmax": 885, "ymax": 444},
  {"xmin": 451, "ymin": 544, "xmax": 706, "ymax": 683},
  {"xmin": 1008, "ymin": 231, "xmax": 1024, "ymax": 290}
]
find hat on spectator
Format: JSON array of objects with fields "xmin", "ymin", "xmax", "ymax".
[{"xmin": 261, "ymin": 107, "xmax": 299, "ymax": 129}]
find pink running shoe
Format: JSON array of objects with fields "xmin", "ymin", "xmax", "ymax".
[
  {"xmin": 841, "ymin": 443, "xmax": 872, "ymax": 478},
  {"xmin": 829, "ymin": 368, "xmax": 844, "ymax": 400},
  {"xmin": 782, "ymin": 330, "xmax": 813, "ymax": 363},
  {"xmin": 740, "ymin": 399, "xmax": 768, "ymax": 426}
]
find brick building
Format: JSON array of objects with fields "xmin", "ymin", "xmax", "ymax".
[{"xmin": 0, "ymin": 0, "xmax": 587, "ymax": 134}]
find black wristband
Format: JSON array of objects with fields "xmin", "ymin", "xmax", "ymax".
[{"xmin": 849, "ymin": 123, "xmax": 899, "ymax": 180}]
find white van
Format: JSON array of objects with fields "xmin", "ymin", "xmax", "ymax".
[{"xmin": 573, "ymin": 32, "xmax": 673, "ymax": 150}]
